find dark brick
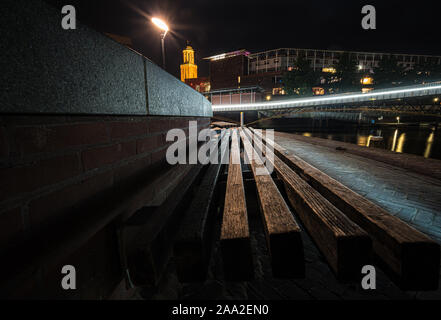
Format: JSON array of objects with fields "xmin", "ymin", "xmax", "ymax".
[
  {"xmin": 136, "ymin": 135, "xmax": 163, "ymax": 155},
  {"xmin": 14, "ymin": 123, "xmax": 109, "ymax": 155},
  {"xmin": 114, "ymin": 155, "xmax": 152, "ymax": 185},
  {"xmin": 82, "ymin": 141, "xmax": 136, "ymax": 171},
  {"xmin": 0, "ymin": 154, "xmax": 81, "ymax": 201},
  {"xmin": 109, "ymin": 121, "xmax": 148, "ymax": 140},
  {"xmin": 179, "ymin": 118, "xmax": 195, "ymax": 130},
  {"xmin": 0, "ymin": 127, "xmax": 8, "ymax": 157},
  {"xmin": 198, "ymin": 118, "xmax": 210, "ymax": 129},
  {"xmin": 43, "ymin": 225, "xmax": 121, "ymax": 299},
  {"xmin": 29, "ymin": 171, "xmax": 114, "ymax": 226},
  {"xmin": 169, "ymin": 118, "xmax": 184, "ymax": 130},
  {"xmin": 151, "ymin": 147, "xmax": 168, "ymax": 165},
  {"xmin": 0, "ymin": 207, "xmax": 23, "ymax": 249},
  {"xmin": 148, "ymin": 119, "xmax": 170, "ymax": 133}
]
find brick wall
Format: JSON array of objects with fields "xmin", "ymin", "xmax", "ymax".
[{"xmin": 0, "ymin": 114, "xmax": 210, "ymax": 298}]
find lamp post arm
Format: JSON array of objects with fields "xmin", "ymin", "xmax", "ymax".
[{"xmin": 161, "ymin": 33, "xmax": 166, "ymax": 70}]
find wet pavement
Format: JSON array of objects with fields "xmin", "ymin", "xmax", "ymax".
[{"xmin": 275, "ymin": 132, "xmax": 441, "ymax": 243}]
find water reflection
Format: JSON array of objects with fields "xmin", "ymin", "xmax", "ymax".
[
  {"xmin": 357, "ymin": 135, "xmax": 368, "ymax": 146},
  {"xmin": 391, "ymin": 129, "xmax": 398, "ymax": 152},
  {"xmin": 424, "ymin": 131, "xmax": 435, "ymax": 158},
  {"xmin": 396, "ymin": 133, "xmax": 406, "ymax": 153},
  {"xmin": 265, "ymin": 118, "xmax": 441, "ymax": 160}
]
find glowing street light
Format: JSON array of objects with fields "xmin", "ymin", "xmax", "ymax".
[{"xmin": 152, "ymin": 17, "xmax": 169, "ymax": 69}]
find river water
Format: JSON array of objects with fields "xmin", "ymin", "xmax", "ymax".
[{"xmin": 257, "ymin": 118, "xmax": 441, "ymax": 160}]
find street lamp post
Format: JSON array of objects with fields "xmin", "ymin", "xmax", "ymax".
[
  {"xmin": 151, "ymin": 17, "xmax": 169, "ymax": 69},
  {"xmin": 160, "ymin": 32, "xmax": 166, "ymax": 69}
]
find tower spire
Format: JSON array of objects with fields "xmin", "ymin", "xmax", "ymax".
[{"xmin": 180, "ymin": 42, "xmax": 198, "ymax": 82}]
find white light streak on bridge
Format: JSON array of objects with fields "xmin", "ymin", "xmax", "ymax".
[{"xmin": 212, "ymin": 82, "xmax": 441, "ymax": 112}]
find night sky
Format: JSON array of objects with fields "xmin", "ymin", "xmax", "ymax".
[{"xmin": 46, "ymin": 0, "xmax": 441, "ymax": 79}]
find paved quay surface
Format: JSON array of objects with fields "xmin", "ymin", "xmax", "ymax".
[{"xmin": 274, "ymin": 132, "xmax": 441, "ymax": 243}]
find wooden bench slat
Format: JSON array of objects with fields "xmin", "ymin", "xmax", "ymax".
[
  {"xmin": 123, "ymin": 164, "xmax": 203, "ymax": 287},
  {"xmin": 121, "ymin": 132, "xmax": 228, "ymax": 287},
  {"xmin": 174, "ymin": 130, "xmax": 231, "ymax": 282},
  {"xmin": 244, "ymin": 128, "xmax": 371, "ymax": 281},
  {"xmin": 220, "ymin": 128, "xmax": 254, "ymax": 281},
  {"xmin": 239, "ymin": 128, "xmax": 304, "ymax": 278},
  {"xmin": 251, "ymin": 127, "xmax": 440, "ymax": 290}
]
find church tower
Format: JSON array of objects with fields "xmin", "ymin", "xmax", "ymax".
[{"xmin": 180, "ymin": 42, "xmax": 198, "ymax": 82}]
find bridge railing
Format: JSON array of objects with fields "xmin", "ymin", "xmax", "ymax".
[{"xmin": 213, "ymin": 81, "xmax": 441, "ymax": 112}]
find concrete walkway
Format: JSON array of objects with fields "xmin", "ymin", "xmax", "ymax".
[{"xmin": 274, "ymin": 132, "xmax": 441, "ymax": 243}]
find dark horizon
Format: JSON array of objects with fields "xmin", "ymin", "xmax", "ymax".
[{"xmin": 46, "ymin": 0, "xmax": 441, "ymax": 78}]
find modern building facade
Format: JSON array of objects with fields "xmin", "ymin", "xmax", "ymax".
[
  {"xmin": 204, "ymin": 50, "xmax": 250, "ymax": 90},
  {"xmin": 203, "ymin": 48, "xmax": 441, "ymax": 104},
  {"xmin": 247, "ymin": 48, "xmax": 441, "ymax": 75}
]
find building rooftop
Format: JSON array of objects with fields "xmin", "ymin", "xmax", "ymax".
[{"xmin": 204, "ymin": 49, "xmax": 250, "ymax": 61}]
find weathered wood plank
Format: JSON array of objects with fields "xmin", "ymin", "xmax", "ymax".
[
  {"xmin": 174, "ymin": 130, "xmax": 230, "ymax": 282},
  {"xmin": 123, "ymin": 165, "xmax": 203, "ymax": 287},
  {"xmin": 122, "ymin": 131, "xmax": 226, "ymax": 287},
  {"xmin": 220, "ymin": 128, "xmax": 254, "ymax": 281},
  {"xmin": 239, "ymin": 128, "xmax": 304, "ymax": 278},
  {"xmin": 244, "ymin": 128, "xmax": 372, "ymax": 281},
  {"xmin": 251, "ymin": 127, "xmax": 440, "ymax": 290}
]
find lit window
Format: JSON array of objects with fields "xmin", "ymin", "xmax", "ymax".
[
  {"xmin": 272, "ymin": 88, "xmax": 286, "ymax": 95},
  {"xmin": 312, "ymin": 87, "xmax": 325, "ymax": 95},
  {"xmin": 361, "ymin": 77, "xmax": 373, "ymax": 85},
  {"xmin": 322, "ymin": 67, "xmax": 336, "ymax": 73}
]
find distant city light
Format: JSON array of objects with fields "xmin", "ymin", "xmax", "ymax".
[
  {"xmin": 361, "ymin": 77, "xmax": 373, "ymax": 85},
  {"xmin": 151, "ymin": 17, "xmax": 169, "ymax": 69},
  {"xmin": 209, "ymin": 53, "xmax": 226, "ymax": 61},
  {"xmin": 312, "ymin": 87, "xmax": 325, "ymax": 95},
  {"xmin": 322, "ymin": 67, "xmax": 336, "ymax": 73},
  {"xmin": 266, "ymin": 95, "xmax": 271, "ymax": 101},
  {"xmin": 204, "ymin": 49, "xmax": 250, "ymax": 61},
  {"xmin": 434, "ymin": 97, "xmax": 439, "ymax": 102}
]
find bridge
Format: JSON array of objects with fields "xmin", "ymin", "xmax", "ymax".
[
  {"xmin": 212, "ymin": 82, "xmax": 441, "ymax": 125},
  {"xmin": 212, "ymin": 82, "xmax": 441, "ymax": 112}
]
